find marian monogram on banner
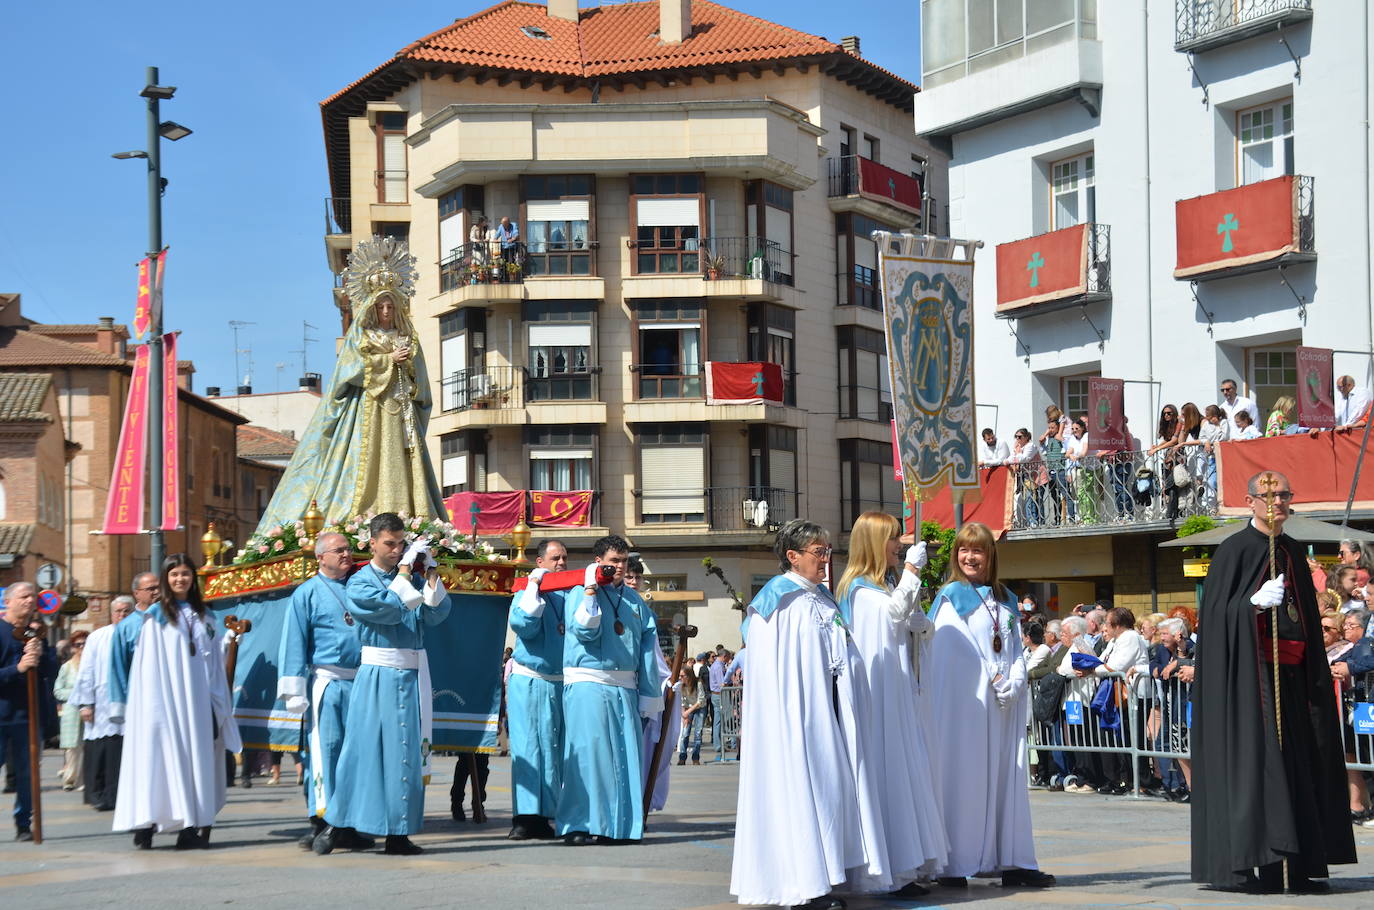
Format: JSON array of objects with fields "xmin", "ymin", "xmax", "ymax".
[{"xmin": 874, "ymin": 234, "xmax": 980, "ymax": 495}]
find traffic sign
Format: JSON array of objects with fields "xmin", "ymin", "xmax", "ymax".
[
  {"xmin": 37, "ymin": 589, "xmax": 62, "ymax": 614},
  {"xmin": 35, "ymin": 562, "xmax": 62, "ymax": 589}
]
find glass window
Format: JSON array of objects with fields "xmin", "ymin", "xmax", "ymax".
[
  {"xmin": 1239, "ymin": 100, "xmax": 1294, "ymax": 185},
  {"xmin": 1248, "ymin": 346, "xmax": 1297, "ymax": 416},
  {"xmin": 1061, "ymin": 374, "xmax": 1094, "ymax": 421},
  {"xmin": 523, "ymin": 176, "xmax": 594, "ymax": 276},
  {"xmin": 839, "ymin": 439, "xmax": 902, "ymax": 529},
  {"xmin": 633, "ymin": 175, "xmax": 702, "ymax": 275},
  {"xmin": 1050, "ymin": 152, "xmax": 1095, "ymax": 229},
  {"xmin": 636, "ymin": 302, "xmax": 703, "ymax": 399},
  {"xmin": 527, "ymin": 305, "xmax": 594, "ymax": 402},
  {"xmin": 639, "ymin": 423, "xmax": 706, "ymax": 523},
  {"xmin": 837, "ymin": 326, "xmax": 892, "ymax": 421}
]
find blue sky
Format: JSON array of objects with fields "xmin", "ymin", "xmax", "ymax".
[{"xmin": 1, "ymin": 1, "xmax": 920, "ymax": 392}]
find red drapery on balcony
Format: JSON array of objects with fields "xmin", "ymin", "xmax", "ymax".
[
  {"xmin": 857, "ymin": 158, "xmax": 922, "ymax": 215},
  {"xmin": 1174, "ymin": 175, "xmax": 1299, "ymax": 278},
  {"xmin": 529, "ymin": 490, "xmax": 594, "ymax": 527},
  {"xmin": 705, "ymin": 361, "xmax": 783, "ymax": 405},
  {"xmin": 995, "ymin": 224, "xmax": 1088, "ymax": 313},
  {"xmin": 905, "ymin": 466, "xmax": 1014, "ymax": 538},
  {"xmin": 444, "ymin": 491, "xmax": 526, "ymax": 534},
  {"xmin": 1217, "ymin": 432, "xmax": 1374, "ymax": 513}
]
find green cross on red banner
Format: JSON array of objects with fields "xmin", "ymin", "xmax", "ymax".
[
  {"xmin": 1027, "ymin": 251, "xmax": 1045, "ymax": 288},
  {"xmin": 1217, "ymin": 213, "xmax": 1239, "ymax": 252}
]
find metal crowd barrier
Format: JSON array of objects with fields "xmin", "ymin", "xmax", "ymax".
[
  {"xmin": 717, "ymin": 684, "xmax": 742, "ymax": 763},
  {"xmin": 1027, "ymin": 668, "xmax": 1374, "ymax": 796}
]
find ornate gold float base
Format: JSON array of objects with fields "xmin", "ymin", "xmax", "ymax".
[{"xmin": 201, "ymin": 553, "xmax": 522, "ymax": 601}]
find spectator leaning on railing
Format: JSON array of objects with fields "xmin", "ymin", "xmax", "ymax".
[
  {"xmin": 1028, "ymin": 622, "xmax": 1069, "ymax": 791},
  {"xmin": 1150, "ymin": 617, "xmax": 1193, "ymax": 801},
  {"xmin": 1054, "ymin": 615, "xmax": 1100, "ymax": 793},
  {"xmin": 1328, "ymin": 609, "xmax": 1374, "ymax": 825}
]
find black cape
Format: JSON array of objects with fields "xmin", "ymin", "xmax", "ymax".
[{"xmin": 1190, "ymin": 523, "xmax": 1356, "ymax": 886}]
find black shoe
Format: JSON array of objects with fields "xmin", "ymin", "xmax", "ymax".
[
  {"xmin": 791, "ymin": 897, "xmax": 846, "ymax": 910},
  {"xmin": 890, "ymin": 881, "xmax": 930, "ymax": 898},
  {"xmin": 1287, "ymin": 878, "xmax": 1330, "ymax": 894},
  {"xmin": 1206, "ymin": 872, "xmax": 1273, "ymax": 894},
  {"xmin": 241, "ymin": 772, "xmax": 252, "ymax": 789},
  {"xmin": 1353, "ymin": 809, "xmax": 1374, "ymax": 824},
  {"xmin": 298, "ymin": 817, "xmax": 326, "ymax": 849},
  {"xmin": 337, "ymin": 828, "xmax": 375, "ymax": 850},
  {"xmin": 937, "ymin": 876, "xmax": 967, "ymax": 888},
  {"xmin": 1002, "ymin": 868, "xmax": 1056, "ymax": 888},
  {"xmin": 508, "ymin": 823, "xmax": 533, "ymax": 840},
  {"xmin": 95, "ymin": 803, "xmax": 115, "ymax": 812},
  {"xmin": 312, "ymin": 825, "xmax": 340, "ymax": 856},
  {"xmin": 383, "ymin": 835, "xmax": 423, "ymax": 855},
  {"xmin": 1176, "ymin": 789, "xmax": 1191, "ymax": 804},
  {"xmin": 1096, "ymin": 782, "xmax": 1117, "ymax": 794},
  {"xmin": 1110, "ymin": 783, "xmax": 1130, "ymax": 795},
  {"xmin": 450, "ymin": 804, "xmax": 466, "ymax": 822},
  {"xmin": 174, "ymin": 827, "xmax": 207, "ymax": 850},
  {"xmin": 133, "ymin": 827, "xmax": 153, "ymax": 849},
  {"xmin": 14, "ymin": 827, "xmax": 32, "ymax": 842},
  {"xmin": 197, "ymin": 826, "xmax": 212, "ymax": 847},
  {"xmin": 564, "ymin": 831, "xmax": 592, "ymax": 846}
]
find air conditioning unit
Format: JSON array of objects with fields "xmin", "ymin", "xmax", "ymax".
[
  {"xmin": 741, "ymin": 499, "xmax": 757, "ymax": 524},
  {"xmin": 469, "ymin": 373, "xmax": 493, "ymax": 400}
]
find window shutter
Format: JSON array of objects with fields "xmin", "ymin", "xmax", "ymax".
[
  {"xmin": 636, "ymin": 198, "xmax": 700, "ymax": 228},
  {"xmin": 768, "ymin": 447, "xmax": 796, "ymax": 493},
  {"xmin": 439, "ymin": 212, "xmax": 465, "ymax": 260},
  {"xmin": 530, "ymin": 448, "xmax": 594, "ymax": 461},
  {"xmin": 442, "ymin": 453, "xmax": 468, "ymax": 488},
  {"xmin": 528, "ymin": 324, "xmax": 591, "ymax": 347},
  {"xmin": 854, "ymin": 234, "xmax": 878, "ymax": 270},
  {"xmin": 765, "ymin": 206, "xmax": 792, "ymax": 254},
  {"xmin": 382, "ymin": 134, "xmax": 407, "ymax": 202},
  {"xmin": 641, "ymin": 446, "xmax": 705, "ymax": 513},
  {"xmin": 527, "ymin": 199, "xmax": 590, "ymax": 222}
]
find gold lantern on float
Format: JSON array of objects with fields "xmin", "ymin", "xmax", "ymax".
[
  {"xmin": 509, "ymin": 520, "xmax": 532, "ymax": 564},
  {"xmin": 201, "ymin": 522, "xmax": 224, "ymax": 567},
  {"xmin": 302, "ymin": 499, "xmax": 325, "ymax": 551}
]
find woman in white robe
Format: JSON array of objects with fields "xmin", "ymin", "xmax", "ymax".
[
  {"xmin": 730, "ymin": 519, "xmax": 861, "ymax": 910},
  {"xmin": 835, "ymin": 511, "xmax": 948, "ymax": 897},
  {"xmin": 924, "ymin": 522, "xmax": 1054, "ymax": 890},
  {"xmin": 109, "ymin": 554, "xmax": 241, "ymax": 849}
]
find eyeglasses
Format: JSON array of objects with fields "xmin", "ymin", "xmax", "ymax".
[
  {"xmin": 1322, "ymin": 624, "xmax": 1339, "ymax": 632},
  {"xmin": 1221, "ymin": 387, "xmax": 1235, "ymax": 394},
  {"xmin": 323, "ymin": 546, "xmax": 351, "ymax": 555},
  {"xmin": 801, "ymin": 546, "xmax": 832, "ymax": 558},
  {"xmin": 1253, "ymin": 491, "xmax": 1295, "ymax": 502}
]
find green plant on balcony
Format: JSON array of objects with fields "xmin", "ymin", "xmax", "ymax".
[
  {"xmin": 1176, "ymin": 514, "xmax": 1219, "ymax": 558},
  {"xmin": 703, "ymin": 250, "xmax": 725, "ymax": 280},
  {"xmin": 504, "ymin": 259, "xmax": 522, "ymax": 279}
]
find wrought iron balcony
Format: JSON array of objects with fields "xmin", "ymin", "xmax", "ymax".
[
  {"xmin": 439, "ymin": 242, "xmax": 528, "ymax": 292},
  {"xmin": 707, "ymin": 486, "xmax": 795, "ymax": 531},
  {"xmin": 994, "ymin": 222, "xmax": 1111, "ymax": 317},
  {"xmin": 826, "ymin": 155, "xmax": 923, "ymax": 219},
  {"xmin": 1173, "ymin": 175, "xmax": 1314, "ymax": 282},
  {"xmin": 440, "ymin": 366, "xmax": 526, "ymax": 413},
  {"xmin": 702, "ymin": 236, "xmax": 792, "ymax": 287},
  {"xmin": 1175, "ymin": 0, "xmax": 1312, "ymax": 54},
  {"xmin": 324, "ymin": 197, "xmax": 351, "ymax": 235}
]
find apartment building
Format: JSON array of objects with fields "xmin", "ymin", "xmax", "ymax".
[
  {"xmin": 320, "ymin": 0, "xmax": 942, "ymax": 645},
  {"xmin": 914, "ymin": 1, "xmax": 1373, "ymax": 611}
]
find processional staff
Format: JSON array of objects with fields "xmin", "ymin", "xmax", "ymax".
[
  {"xmin": 644, "ymin": 623, "xmax": 698, "ymax": 827},
  {"xmin": 10, "ymin": 623, "xmax": 44, "ymax": 845},
  {"xmin": 1258, "ymin": 471, "xmax": 1289, "ymax": 892}
]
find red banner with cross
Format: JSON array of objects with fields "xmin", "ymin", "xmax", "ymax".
[
  {"xmin": 444, "ymin": 491, "xmax": 526, "ymax": 534},
  {"xmin": 1174, "ymin": 175, "xmax": 1298, "ymax": 278},
  {"xmin": 705, "ymin": 361, "xmax": 783, "ymax": 405},
  {"xmin": 995, "ymin": 224, "xmax": 1088, "ymax": 313},
  {"xmin": 857, "ymin": 158, "xmax": 922, "ymax": 215},
  {"xmin": 529, "ymin": 490, "xmax": 594, "ymax": 527}
]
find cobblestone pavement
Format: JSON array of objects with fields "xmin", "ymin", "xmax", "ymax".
[{"xmin": 2, "ymin": 751, "xmax": 1373, "ymax": 909}]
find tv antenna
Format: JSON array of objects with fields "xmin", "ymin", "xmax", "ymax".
[
  {"xmin": 229, "ymin": 320, "xmax": 256, "ymax": 390},
  {"xmin": 289, "ymin": 321, "xmax": 319, "ymax": 376}
]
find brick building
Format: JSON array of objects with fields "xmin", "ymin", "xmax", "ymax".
[{"xmin": 0, "ymin": 372, "xmax": 77, "ymax": 589}]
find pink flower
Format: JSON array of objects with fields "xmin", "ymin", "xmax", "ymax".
[
  {"xmin": 268, "ymin": 525, "xmax": 283, "ymax": 539},
  {"xmin": 273, "ymin": 540, "xmax": 285, "ymax": 552},
  {"xmin": 257, "ymin": 544, "xmax": 269, "ymax": 554},
  {"xmin": 409, "ymin": 517, "xmax": 422, "ymax": 529},
  {"xmin": 357, "ymin": 538, "xmax": 371, "ymax": 550}
]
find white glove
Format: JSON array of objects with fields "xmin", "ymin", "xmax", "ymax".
[
  {"xmin": 992, "ymin": 677, "xmax": 1013, "ymax": 708},
  {"xmin": 402, "ymin": 537, "xmax": 431, "ymax": 570},
  {"xmin": 528, "ymin": 566, "xmax": 549, "ymax": 588},
  {"xmin": 905, "ymin": 542, "xmax": 928, "ymax": 571},
  {"xmin": 583, "ymin": 562, "xmax": 601, "ymax": 589},
  {"xmin": 1250, "ymin": 574, "xmax": 1286, "ymax": 610},
  {"xmin": 284, "ymin": 695, "xmax": 308, "ymax": 713}
]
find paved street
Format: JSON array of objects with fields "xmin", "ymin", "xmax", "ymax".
[{"xmin": 3, "ymin": 750, "xmax": 1374, "ymax": 909}]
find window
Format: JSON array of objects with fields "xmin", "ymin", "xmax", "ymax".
[
  {"xmin": 747, "ymin": 303, "xmax": 796, "ymax": 406},
  {"xmin": 744, "ymin": 181, "xmax": 794, "ymax": 285},
  {"xmin": 522, "ymin": 175, "xmax": 594, "ymax": 276},
  {"xmin": 376, "ymin": 112, "xmax": 407, "ymax": 204},
  {"xmin": 863, "ymin": 134, "xmax": 880, "ymax": 163},
  {"xmin": 1238, "ymin": 99, "xmax": 1294, "ymax": 185},
  {"xmin": 528, "ymin": 426, "xmax": 596, "ymax": 492},
  {"xmin": 1248, "ymin": 344, "xmax": 1297, "ymax": 416},
  {"xmin": 1050, "ymin": 152, "xmax": 1095, "ymax": 229},
  {"xmin": 374, "ymin": 222, "xmax": 409, "ymax": 242},
  {"xmin": 526, "ymin": 301, "xmax": 595, "ymax": 401},
  {"xmin": 441, "ymin": 432, "xmax": 486, "ymax": 495},
  {"xmin": 836, "ymin": 213, "xmax": 896, "ymax": 310},
  {"xmin": 749, "ymin": 426, "xmax": 798, "ymax": 523},
  {"xmin": 440, "ymin": 310, "xmax": 485, "ymax": 412},
  {"xmin": 922, "ymin": 0, "xmax": 1096, "ymax": 88},
  {"xmin": 632, "ymin": 174, "xmax": 703, "ymax": 274},
  {"xmin": 638, "ymin": 423, "xmax": 706, "ymax": 523},
  {"xmin": 839, "ymin": 125, "xmax": 857, "ymax": 158},
  {"xmin": 1061, "ymin": 374, "xmax": 1093, "ymax": 421},
  {"xmin": 635, "ymin": 301, "xmax": 703, "ymax": 399},
  {"xmin": 837, "ymin": 325, "xmax": 892, "ymax": 421},
  {"xmin": 438, "ymin": 188, "xmax": 467, "ymax": 265},
  {"xmin": 839, "ymin": 439, "xmax": 902, "ymax": 529}
]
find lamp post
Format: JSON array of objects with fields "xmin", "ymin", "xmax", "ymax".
[{"xmin": 113, "ymin": 66, "xmax": 192, "ymax": 574}]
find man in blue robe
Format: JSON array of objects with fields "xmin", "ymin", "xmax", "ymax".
[
  {"xmin": 504, "ymin": 538, "xmax": 568, "ymax": 840},
  {"xmin": 556, "ymin": 535, "xmax": 661, "ymax": 845},
  {"xmin": 315, "ymin": 513, "xmax": 450, "ymax": 856},
  {"xmin": 277, "ymin": 532, "xmax": 367, "ymax": 852}
]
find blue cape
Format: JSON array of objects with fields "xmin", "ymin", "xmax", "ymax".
[
  {"xmin": 930, "ymin": 580, "xmax": 1016, "ymax": 619},
  {"xmin": 836, "ymin": 576, "xmax": 886, "ymax": 628},
  {"xmin": 743, "ymin": 574, "xmax": 839, "ymax": 643}
]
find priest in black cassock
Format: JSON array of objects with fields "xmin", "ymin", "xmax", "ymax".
[{"xmin": 1191, "ymin": 470, "xmax": 1356, "ymax": 893}]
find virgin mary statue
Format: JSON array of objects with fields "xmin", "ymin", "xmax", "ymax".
[{"xmin": 254, "ymin": 237, "xmax": 447, "ymax": 532}]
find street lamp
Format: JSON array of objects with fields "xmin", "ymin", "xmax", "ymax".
[{"xmin": 113, "ymin": 65, "xmax": 191, "ymax": 575}]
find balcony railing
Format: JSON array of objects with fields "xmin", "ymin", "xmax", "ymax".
[
  {"xmin": 324, "ymin": 197, "xmax": 351, "ymax": 235},
  {"xmin": 994, "ymin": 222, "xmax": 1111, "ymax": 316},
  {"xmin": 1005, "ymin": 449, "xmax": 1218, "ymax": 533},
  {"xmin": 1175, "ymin": 0, "xmax": 1312, "ymax": 53},
  {"xmin": 441, "ymin": 366, "xmax": 526, "ymax": 413},
  {"xmin": 632, "ymin": 363, "xmax": 702, "ymax": 400},
  {"xmin": 1173, "ymin": 175, "xmax": 1314, "ymax": 281},
  {"xmin": 703, "ymin": 236, "xmax": 792, "ymax": 287},
  {"xmin": 439, "ymin": 242, "xmax": 528, "ymax": 292},
  {"xmin": 826, "ymin": 155, "xmax": 923, "ymax": 216},
  {"xmin": 707, "ymin": 486, "xmax": 795, "ymax": 531}
]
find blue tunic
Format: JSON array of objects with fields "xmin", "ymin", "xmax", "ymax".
[
  {"xmin": 507, "ymin": 586, "xmax": 566, "ymax": 818},
  {"xmin": 278, "ymin": 573, "xmax": 362, "ymax": 818},
  {"xmin": 556, "ymin": 582, "xmax": 660, "ymax": 840},
  {"xmin": 325, "ymin": 564, "xmax": 451, "ymax": 836}
]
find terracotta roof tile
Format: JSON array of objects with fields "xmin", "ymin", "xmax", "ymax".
[
  {"xmin": 0, "ymin": 328, "xmax": 130, "ymax": 369},
  {"xmin": 236, "ymin": 424, "xmax": 299, "ymax": 458},
  {"xmin": 29, "ymin": 323, "xmax": 130, "ymax": 340},
  {"xmin": 0, "ymin": 373, "xmax": 53, "ymax": 423},
  {"xmin": 0, "ymin": 523, "xmax": 35, "ymax": 556}
]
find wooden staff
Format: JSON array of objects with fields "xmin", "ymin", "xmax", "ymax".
[
  {"xmin": 222, "ymin": 615, "xmax": 252, "ymax": 687},
  {"xmin": 1258, "ymin": 471, "xmax": 1288, "ymax": 892},
  {"xmin": 10, "ymin": 623, "xmax": 43, "ymax": 844},
  {"xmin": 467, "ymin": 754, "xmax": 487, "ymax": 823},
  {"xmin": 643, "ymin": 623, "xmax": 698, "ymax": 828}
]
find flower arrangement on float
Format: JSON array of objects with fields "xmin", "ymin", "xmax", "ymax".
[{"xmin": 233, "ymin": 511, "xmax": 506, "ymax": 566}]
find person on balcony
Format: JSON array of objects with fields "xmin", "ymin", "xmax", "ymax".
[
  {"xmin": 469, "ymin": 215, "xmax": 490, "ymax": 267},
  {"xmin": 1233, "ymin": 409, "xmax": 1262, "ymax": 440},
  {"xmin": 977, "ymin": 428, "xmax": 1009, "ymax": 467},
  {"xmin": 1007, "ymin": 429, "xmax": 1043, "ymax": 527},
  {"xmin": 1219, "ymin": 379, "xmax": 1260, "ymax": 438},
  {"xmin": 496, "ymin": 216, "xmax": 520, "ymax": 268},
  {"xmin": 1265, "ymin": 396, "xmax": 1297, "ymax": 437},
  {"xmin": 1336, "ymin": 376, "xmax": 1372, "ymax": 429}
]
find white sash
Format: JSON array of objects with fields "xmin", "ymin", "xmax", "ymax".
[
  {"xmin": 563, "ymin": 667, "xmax": 636, "ymax": 689},
  {"xmin": 308, "ymin": 673, "xmax": 332, "ymax": 817},
  {"xmin": 313, "ymin": 664, "xmax": 357, "ymax": 682},
  {"xmin": 359, "ymin": 647, "xmax": 433, "ymax": 781},
  {"xmin": 510, "ymin": 661, "xmax": 562, "ymax": 684},
  {"xmin": 360, "ymin": 646, "xmax": 421, "ymax": 669}
]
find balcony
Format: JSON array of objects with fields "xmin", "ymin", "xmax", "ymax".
[
  {"xmin": 634, "ymin": 485, "xmax": 796, "ymax": 533},
  {"xmin": 826, "ymin": 156, "xmax": 922, "ymax": 226},
  {"xmin": 621, "ymin": 236, "xmax": 792, "ymax": 302},
  {"xmin": 1173, "ymin": 175, "xmax": 1314, "ymax": 282},
  {"xmin": 995, "ymin": 223, "xmax": 1111, "ymax": 317},
  {"xmin": 1005, "ymin": 450, "xmax": 1219, "ymax": 538},
  {"xmin": 625, "ymin": 361, "xmax": 802, "ymax": 426},
  {"xmin": 411, "ymin": 99, "xmax": 826, "ymax": 197},
  {"xmin": 437, "ymin": 241, "xmax": 527, "ymax": 306},
  {"xmin": 1175, "ymin": 0, "xmax": 1313, "ymax": 54},
  {"xmin": 441, "ymin": 366, "xmax": 525, "ymax": 416},
  {"xmin": 324, "ymin": 197, "xmax": 351, "ymax": 235}
]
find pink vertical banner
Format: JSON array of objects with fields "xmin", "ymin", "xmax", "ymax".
[
  {"xmin": 102, "ymin": 345, "xmax": 151, "ymax": 534},
  {"xmin": 161, "ymin": 332, "xmax": 180, "ymax": 530},
  {"xmin": 890, "ymin": 419, "xmax": 904, "ymax": 481},
  {"xmin": 1296, "ymin": 345, "xmax": 1335, "ymax": 429},
  {"xmin": 1087, "ymin": 377, "xmax": 1128, "ymax": 450},
  {"xmin": 151, "ymin": 248, "xmax": 167, "ymax": 328}
]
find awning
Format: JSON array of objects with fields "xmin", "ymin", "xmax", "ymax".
[{"xmin": 1158, "ymin": 515, "xmax": 1374, "ymax": 549}]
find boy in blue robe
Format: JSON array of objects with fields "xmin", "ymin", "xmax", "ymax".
[
  {"xmin": 556, "ymin": 535, "xmax": 661, "ymax": 845},
  {"xmin": 277, "ymin": 532, "xmax": 367, "ymax": 851},
  {"xmin": 503, "ymin": 538, "xmax": 569, "ymax": 840},
  {"xmin": 315, "ymin": 513, "xmax": 450, "ymax": 856}
]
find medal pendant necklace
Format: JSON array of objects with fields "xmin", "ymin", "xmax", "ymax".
[
  {"xmin": 979, "ymin": 589, "xmax": 1003, "ymax": 654},
  {"xmin": 608, "ymin": 585, "xmax": 627, "ymax": 636}
]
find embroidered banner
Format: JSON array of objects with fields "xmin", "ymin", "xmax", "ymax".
[
  {"xmin": 890, "ymin": 419, "xmax": 904, "ymax": 481},
  {"xmin": 133, "ymin": 257, "xmax": 151, "ymax": 339},
  {"xmin": 1296, "ymin": 345, "xmax": 1334, "ymax": 430},
  {"xmin": 1087, "ymin": 377, "xmax": 1128, "ymax": 450},
  {"xmin": 857, "ymin": 157, "xmax": 922, "ymax": 215},
  {"xmin": 705, "ymin": 361, "xmax": 783, "ymax": 405},
  {"xmin": 877, "ymin": 236, "xmax": 979, "ymax": 496},
  {"xmin": 162, "ymin": 333, "xmax": 181, "ymax": 529},
  {"xmin": 444, "ymin": 491, "xmax": 526, "ymax": 534},
  {"xmin": 150, "ymin": 248, "xmax": 167, "ymax": 329},
  {"xmin": 529, "ymin": 490, "xmax": 594, "ymax": 527},
  {"xmin": 995, "ymin": 223, "xmax": 1087, "ymax": 313},
  {"xmin": 427, "ymin": 592, "xmax": 506, "ymax": 754},
  {"xmin": 1174, "ymin": 175, "xmax": 1298, "ymax": 278},
  {"xmin": 102, "ymin": 345, "xmax": 150, "ymax": 534}
]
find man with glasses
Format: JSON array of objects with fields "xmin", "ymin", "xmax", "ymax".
[
  {"xmin": 74, "ymin": 595, "xmax": 136, "ymax": 811},
  {"xmin": 1218, "ymin": 380, "xmax": 1260, "ymax": 438},
  {"xmin": 277, "ymin": 532, "xmax": 369, "ymax": 853},
  {"xmin": 1191, "ymin": 471, "xmax": 1355, "ymax": 893}
]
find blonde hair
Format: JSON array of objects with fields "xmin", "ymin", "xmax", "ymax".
[
  {"xmin": 836, "ymin": 511, "xmax": 900, "ymax": 604},
  {"xmin": 946, "ymin": 521, "xmax": 1009, "ymax": 600},
  {"xmin": 1272, "ymin": 395, "xmax": 1296, "ymax": 417}
]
